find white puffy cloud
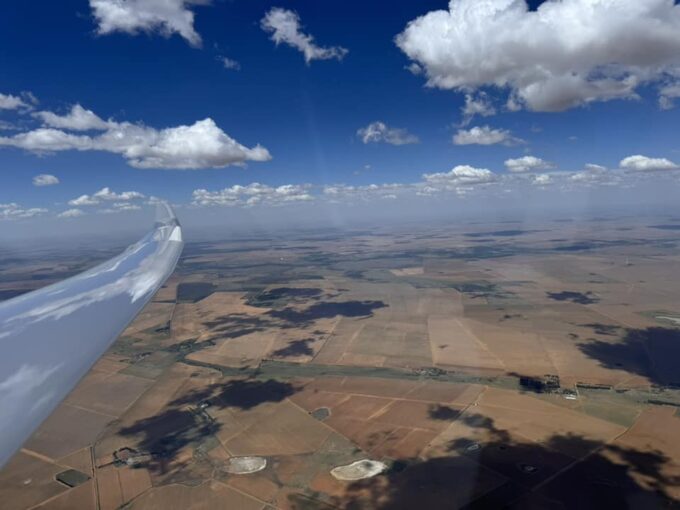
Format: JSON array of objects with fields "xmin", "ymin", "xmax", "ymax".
[
  {"xmin": 32, "ymin": 174, "xmax": 60, "ymax": 187},
  {"xmin": 89, "ymin": 0, "xmax": 209, "ymax": 47},
  {"xmin": 261, "ymin": 8, "xmax": 348, "ymax": 64},
  {"xmin": 619, "ymin": 154, "xmax": 679, "ymax": 172},
  {"xmin": 0, "ymin": 128, "xmax": 92, "ymax": 152},
  {"xmin": 357, "ymin": 121, "xmax": 419, "ymax": 145},
  {"xmin": 95, "ymin": 187, "xmax": 145, "ymax": 201},
  {"xmin": 453, "ymin": 125, "xmax": 522, "ymax": 146},
  {"xmin": 584, "ymin": 163, "xmax": 607, "ymax": 172},
  {"xmin": 423, "ymin": 165, "xmax": 497, "ymax": 186},
  {"xmin": 532, "ymin": 174, "xmax": 552, "ymax": 186},
  {"xmin": 58, "ymin": 208, "xmax": 85, "ymax": 218},
  {"xmin": 68, "ymin": 194, "xmax": 99, "ymax": 207},
  {"xmin": 0, "ymin": 93, "xmax": 30, "ymax": 111},
  {"xmin": 418, "ymin": 165, "xmax": 498, "ymax": 198},
  {"xmin": 396, "ymin": 0, "xmax": 680, "ymax": 112},
  {"xmin": 0, "ymin": 203, "xmax": 47, "ymax": 220},
  {"xmin": 0, "ymin": 108, "xmax": 271, "ymax": 169},
  {"xmin": 192, "ymin": 183, "xmax": 314, "ymax": 207},
  {"xmin": 220, "ymin": 56, "xmax": 241, "ymax": 71},
  {"xmin": 504, "ymin": 155, "xmax": 554, "ymax": 173},
  {"xmin": 34, "ymin": 104, "xmax": 111, "ymax": 131},
  {"xmin": 109, "ymin": 118, "xmax": 271, "ymax": 169},
  {"xmin": 68, "ymin": 187, "xmax": 145, "ymax": 207}
]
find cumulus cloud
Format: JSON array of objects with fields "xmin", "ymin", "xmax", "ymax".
[
  {"xmin": 533, "ymin": 174, "xmax": 552, "ymax": 186},
  {"xmin": 188, "ymin": 152, "xmax": 668, "ymax": 209},
  {"xmin": 95, "ymin": 187, "xmax": 145, "ymax": 201},
  {"xmin": 261, "ymin": 8, "xmax": 348, "ymax": 64},
  {"xmin": 357, "ymin": 121, "xmax": 419, "ymax": 145},
  {"xmin": 68, "ymin": 187, "xmax": 145, "ymax": 207},
  {"xmin": 0, "ymin": 129, "xmax": 92, "ymax": 152},
  {"xmin": 423, "ymin": 165, "xmax": 497, "ymax": 186},
  {"xmin": 504, "ymin": 155, "xmax": 554, "ymax": 173},
  {"xmin": 105, "ymin": 118, "xmax": 271, "ymax": 169},
  {"xmin": 58, "ymin": 208, "xmax": 85, "ymax": 218},
  {"xmin": 396, "ymin": 0, "xmax": 680, "ymax": 112},
  {"xmin": 0, "ymin": 93, "xmax": 30, "ymax": 111},
  {"xmin": 0, "ymin": 106, "xmax": 271, "ymax": 169},
  {"xmin": 619, "ymin": 154, "xmax": 679, "ymax": 172},
  {"xmin": 68, "ymin": 195, "xmax": 99, "ymax": 207},
  {"xmin": 192, "ymin": 183, "xmax": 314, "ymax": 207},
  {"xmin": 33, "ymin": 104, "xmax": 112, "ymax": 131},
  {"xmin": 453, "ymin": 125, "xmax": 522, "ymax": 146},
  {"xmin": 0, "ymin": 203, "xmax": 47, "ymax": 220},
  {"xmin": 89, "ymin": 0, "xmax": 209, "ymax": 47},
  {"xmin": 32, "ymin": 174, "xmax": 60, "ymax": 187}
]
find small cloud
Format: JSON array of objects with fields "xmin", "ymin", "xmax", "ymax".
[
  {"xmin": 619, "ymin": 154, "xmax": 679, "ymax": 172},
  {"xmin": 423, "ymin": 165, "xmax": 497, "ymax": 186},
  {"xmin": 0, "ymin": 203, "xmax": 47, "ymax": 220},
  {"xmin": 261, "ymin": 8, "xmax": 348, "ymax": 64},
  {"xmin": 220, "ymin": 56, "xmax": 241, "ymax": 71},
  {"xmin": 68, "ymin": 187, "xmax": 145, "ymax": 207},
  {"xmin": 32, "ymin": 174, "xmax": 60, "ymax": 187},
  {"xmin": 584, "ymin": 163, "xmax": 607, "ymax": 172},
  {"xmin": 461, "ymin": 93, "xmax": 495, "ymax": 125},
  {"xmin": 89, "ymin": 0, "xmax": 207, "ymax": 47},
  {"xmin": 0, "ymin": 92, "xmax": 30, "ymax": 111},
  {"xmin": 569, "ymin": 164, "xmax": 620, "ymax": 186},
  {"xmin": 533, "ymin": 174, "xmax": 552, "ymax": 186},
  {"xmin": 33, "ymin": 104, "xmax": 111, "ymax": 131},
  {"xmin": 193, "ymin": 183, "xmax": 314, "ymax": 208},
  {"xmin": 453, "ymin": 125, "xmax": 523, "ymax": 146},
  {"xmin": 405, "ymin": 63, "xmax": 422, "ymax": 75},
  {"xmin": 504, "ymin": 155, "xmax": 553, "ymax": 173},
  {"xmin": 58, "ymin": 208, "xmax": 85, "ymax": 218},
  {"xmin": 68, "ymin": 194, "xmax": 99, "ymax": 207},
  {"xmin": 659, "ymin": 83, "xmax": 680, "ymax": 110},
  {"xmin": 357, "ymin": 121, "xmax": 419, "ymax": 146}
]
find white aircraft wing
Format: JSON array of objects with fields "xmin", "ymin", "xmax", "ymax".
[{"xmin": 0, "ymin": 203, "xmax": 184, "ymax": 467}]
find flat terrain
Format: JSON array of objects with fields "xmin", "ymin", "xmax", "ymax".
[{"xmin": 2, "ymin": 217, "xmax": 680, "ymax": 509}]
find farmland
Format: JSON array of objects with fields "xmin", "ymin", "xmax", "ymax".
[{"xmin": 1, "ymin": 216, "xmax": 680, "ymax": 508}]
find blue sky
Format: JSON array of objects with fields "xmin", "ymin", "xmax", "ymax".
[{"xmin": 2, "ymin": 0, "xmax": 680, "ymax": 229}]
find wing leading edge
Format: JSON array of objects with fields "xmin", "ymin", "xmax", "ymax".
[{"xmin": 0, "ymin": 203, "xmax": 184, "ymax": 468}]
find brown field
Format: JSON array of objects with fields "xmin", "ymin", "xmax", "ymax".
[
  {"xmin": 24, "ymin": 404, "xmax": 112, "ymax": 460},
  {"xmin": 0, "ymin": 452, "xmax": 69, "ymax": 510},
  {"xmin": 224, "ymin": 401, "xmax": 332, "ymax": 456},
  {"xmin": 2, "ymin": 217, "xmax": 680, "ymax": 508},
  {"xmin": 127, "ymin": 481, "xmax": 265, "ymax": 510}
]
